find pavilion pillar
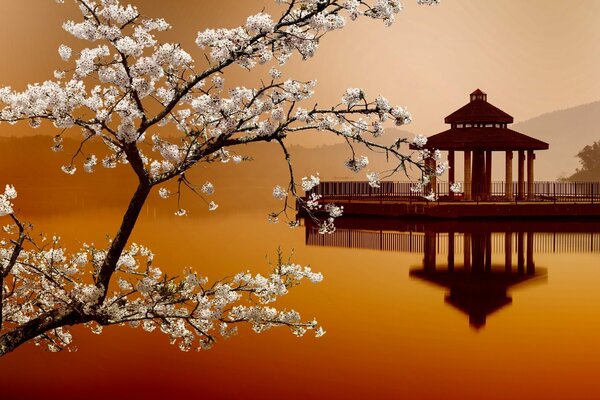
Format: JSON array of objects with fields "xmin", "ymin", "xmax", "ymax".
[
  {"xmin": 527, "ymin": 150, "xmax": 535, "ymax": 199},
  {"xmin": 472, "ymin": 233, "xmax": 485, "ymax": 272},
  {"xmin": 526, "ymin": 231, "xmax": 535, "ymax": 274},
  {"xmin": 517, "ymin": 150, "xmax": 525, "ymax": 200},
  {"xmin": 448, "ymin": 231, "xmax": 455, "ymax": 272},
  {"xmin": 504, "ymin": 231, "xmax": 512, "ymax": 273},
  {"xmin": 485, "ymin": 150, "xmax": 493, "ymax": 199},
  {"xmin": 464, "ymin": 233, "xmax": 471, "ymax": 271},
  {"xmin": 517, "ymin": 231, "xmax": 525, "ymax": 274},
  {"xmin": 505, "ymin": 151, "xmax": 513, "ymax": 199},
  {"xmin": 464, "ymin": 151, "xmax": 472, "ymax": 200},
  {"xmin": 424, "ymin": 231, "xmax": 436, "ymax": 271},
  {"xmin": 448, "ymin": 150, "xmax": 455, "ymax": 199},
  {"xmin": 472, "ymin": 150, "xmax": 485, "ymax": 200},
  {"xmin": 485, "ymin": 232, "xmax": 492, "ymax": 272}
]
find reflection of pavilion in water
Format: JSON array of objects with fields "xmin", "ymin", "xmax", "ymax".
[
  {"xmin": 411, "ymin": 229, "xmax": 545, "ymax": 330},
  {"xmin": 304, "ymin": 218, "xmax": 600, "ymax": 329}
]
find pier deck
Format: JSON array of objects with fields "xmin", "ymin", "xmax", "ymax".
[{"xmin": 305, "ymin": 181, "xmax": 600, "ymax": 219}]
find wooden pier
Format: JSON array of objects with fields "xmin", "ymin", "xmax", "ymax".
[
  {"xmin": 304, "ymin": 180, "xmax": 600, "ymax": 219},
  {"xmin": 303, "ymin": 90, "xmax": 600, "ymax": 219}
]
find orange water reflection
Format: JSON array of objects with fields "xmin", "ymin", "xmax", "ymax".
[{"xmin": 2, "ymin": 190, "xmax": 600, "ymax": 399}]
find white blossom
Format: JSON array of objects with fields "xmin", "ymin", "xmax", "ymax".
[
  {"xmin": 246, "ymin": 13, "xmax": 275, "ymax": 34},
  {"xmin": 345, "ymin": 155, "xmax": 369, "ymax": 172},
  {"xmin": 318, "ymin": 217, "xmax": 336, "ymax": 234},
  {"xmin": 0, "ymin": 186, "xmax": 14, "ymax": 216},
  {"xmin": 83, "ymin": 155, "xmax": 97, "ymax": 173},
  {"xmin": 366, "ymin": 171, "xmax": 381, "ymax": 188},
  {"xmin": 424, "ymin": 190, "xmax": 438, "ymax": 201},
  {"xmin": 305, "ymin": 193, "xmax": 322, "ymax": 210},
  {"xmin": 301, "ymin": 174, "xmax": 321, "ymax": 192},
  {"xmin": 3, "ymin": 185, "xmax": 17, "ymax": 200},
  {"xmin": 315, "ymin": 326, "xmax": 326, "ymax": 338},
  {"xmin": 341, "ymin": 88, "xmax": 364, "ymax": 107},
  {"xmin": 272, "ymin": 185, "xmax": 287, "ymax": 200},
  {"xmin": 61, "ymin": 165, "xmax": 76, "ymax": 175},
  {"xmin": 391, "ymin": 106, "xmax": 411, "ymax": 125},
  {"xmin": 410, "ymin": 182, "xmax": 424, "ymax": 193},
  {"xmin": 295, "ymin": 108, "xmax": 311, "ymax": 122},
  {"xmin": 450, "ymin": 182, "xmax": 462, "ymax": 193},
  {"xmin": 158, "ymin": 187, "xmax": 170, "ymax": 199},
  {"xmin": 58, "ymin": 44, "xmax": 72, "ymax": 61},
  {"xmin": 412, "ymin": 134, "xmax": 428, "ymax": 148},
  {"xmin": 435, "ymin": 160, "xmax": 449, "ymax": 176},
  {"xmin": 51, "ymin": 136, "xmax": 64, "ymax": 152},
  {"xmin": 269, "ymin": 67, "xmax": 281, "ymax": 79},
  {"xmin": 324, "ymin": 203, "xmax": 344, "ymax": 218},
  {"xmin": 201, "ymin": 182, "xmax": 214, "ymax": 195}
]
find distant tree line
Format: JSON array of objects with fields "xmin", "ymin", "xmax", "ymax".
[{"xmin": 565, "ymin": 140, "xmax": 600, "ymax": 181}]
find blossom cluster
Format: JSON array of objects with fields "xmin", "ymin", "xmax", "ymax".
[
  {"xmin": 345, "ymin": 156, "xmax": 369, "ymax": 173},
  {"xmin": 0, "ymin": 0, "xmax": 436, "ymax": 223},
  {"xmin": 0, "ymin": 184, "xmax": 17, "ymax": 216},
  {"xmin": 0, "ymin": 213, "xmax": 324, "ymax": 353},
  {"xmin": 0, "ymin": 0, "xmax": 441, "ymax": 354}
]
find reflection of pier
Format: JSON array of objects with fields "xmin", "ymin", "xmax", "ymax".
[
  {"xmin": 305, "ymin": 218, "xmax": 600, "ymax": 254},
  {"xmin": 303, "ymin": 217, "xmax": 600, "ymax": 329}
]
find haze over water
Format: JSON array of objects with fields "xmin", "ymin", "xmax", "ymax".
[{"xmin": 1, "ymin": 177, "xmax": 600, "ymax": 400}]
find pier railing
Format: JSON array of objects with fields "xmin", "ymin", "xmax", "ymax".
[{"xmin": 307, "ymin": 181, "xmax": 600, "ymax": 203}]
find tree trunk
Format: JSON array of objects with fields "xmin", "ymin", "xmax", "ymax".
[
  {"xmin": 0, "ymin": 182, "xmax": 152, "ymax": 356},
  {"xmin": 96, "ymin": 181, "xmax": 152, "ymax": 297}
]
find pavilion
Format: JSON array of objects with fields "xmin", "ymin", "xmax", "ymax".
[
  {"xmin": 411, "ymin": 89, "xmax": 549, "ymax": 200},
  {"xmin": 303, "ymin": 90, "xmax": 600, "ymax": 218}
]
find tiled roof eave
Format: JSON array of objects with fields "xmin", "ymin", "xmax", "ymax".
[{"xmin": 408, "ymin": 127, "xmax": 549, "ymax": 151}]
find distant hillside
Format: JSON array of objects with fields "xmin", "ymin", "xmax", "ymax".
[{"xmin": 513, "ymin": 101, "xmax": 600, "ymax": 180}]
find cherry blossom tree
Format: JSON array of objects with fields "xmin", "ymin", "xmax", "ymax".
[{"xmin": 0, "ymin": 0, "xmax": 439, "ymax": 356}]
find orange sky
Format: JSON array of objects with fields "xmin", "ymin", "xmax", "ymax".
[{"xmin": 0, "ymin": 0, "xmax": 599, "ymax": 144}]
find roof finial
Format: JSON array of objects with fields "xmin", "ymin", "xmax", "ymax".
[{"xmin": 470, "ymin": 89, "xmax": 487, "ymax": 102}]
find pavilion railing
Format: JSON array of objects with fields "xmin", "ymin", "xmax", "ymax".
[{"xmin": 307, "ymin": 181, "xmax": 600, "ymax": 203}]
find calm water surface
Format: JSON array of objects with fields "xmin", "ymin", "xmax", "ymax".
[{"xmin": 1, "ymin": 191, "xmax": 600, "ymax": 400}]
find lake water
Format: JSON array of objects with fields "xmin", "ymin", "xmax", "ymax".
[{"xmin": 1, "ymin": 193, "xmax": 600, "ymax": 399}]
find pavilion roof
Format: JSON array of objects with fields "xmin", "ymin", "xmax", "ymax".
[
  {"xmin": 409, "ymin": 127, "xmax": 549, "ymax": 151},
  {"xmin": 445, "ymin": 100, "xmax": 514, "ymax": 124},
  {"xmin": 445, "ymin": 89, "xmax": 513, "ymax": 124}
]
